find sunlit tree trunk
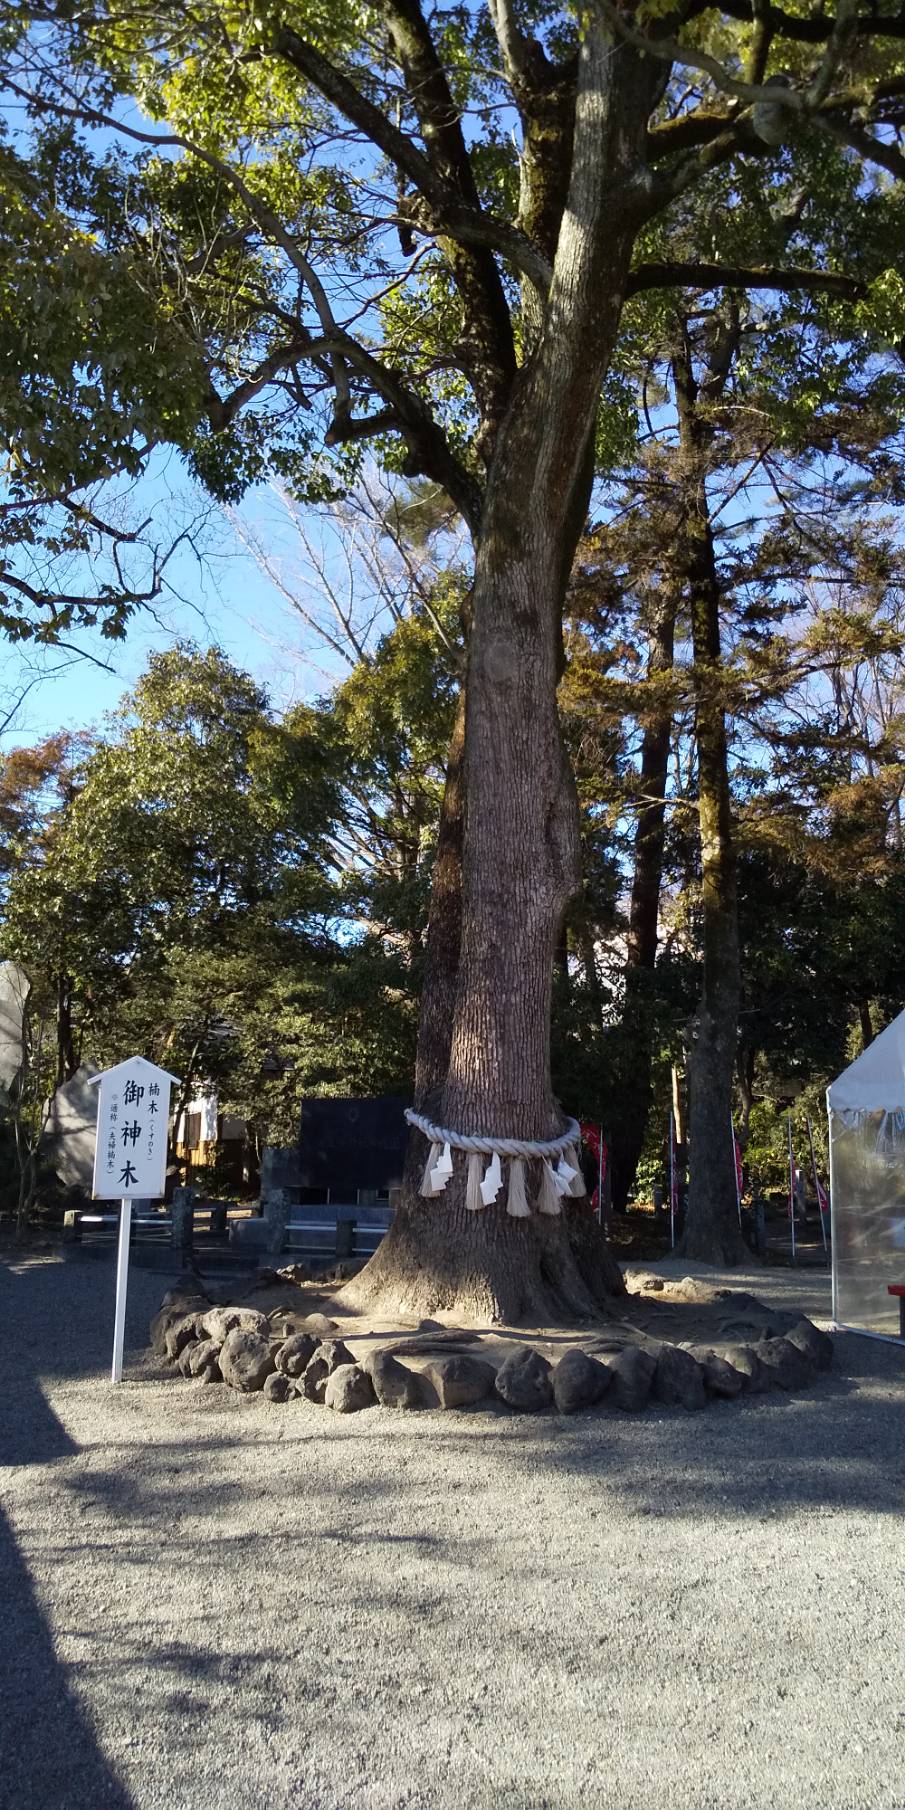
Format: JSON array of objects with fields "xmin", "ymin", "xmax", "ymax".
[{"xmin": 347, "ymin": 27, "xmax": 663, "ymax": 1320}]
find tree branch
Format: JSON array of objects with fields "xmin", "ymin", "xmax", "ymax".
[
  {"xmin": 704, "ymin": 0, "xmax": 905, "ymax": 42},
  {"xmin": 350, "ymin": 0, "xmax": 516, "ymax": 440},
  {"xmin": 818, "ymin": 112, "xmax": 905, "ymax": 184},
  {"xmin": 627, "ymin": 261, "xmax": 866, "ymax": 302},
  {"xmin": 486, "ymin": 0, "xmax": 552, "ymax": 95}
]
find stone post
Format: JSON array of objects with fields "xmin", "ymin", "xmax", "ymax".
[
  {"xmin": 264, "ymin": 1187, "xmax": 291, "ymax": 1259},
  {"xmin": 171, "ymin": 1186, "xmax": 195, "ymax": 1268}
]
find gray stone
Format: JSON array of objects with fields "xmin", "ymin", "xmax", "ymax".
[
  {"xmin": 300, "ymin": 1339, "xmax": 358, "ymax": 1403},
  {"xmin": 786, "ymin": 1316, "xmax": 833, "ymax": 1372},
  {"xmin": 219, "ymin": 1329, "xmax": 277, "ymax": 1392},
  {"xmin": 177, "ymin": 1341, "xmax": 202, "ymax": 1378},
  {"xmin": 186, "ymin": 1339, "xmax": 222, "ymax": 1379},
  {"xmin": 553, "ymin": 1348, "xmax": 612, "ymax": 1414},
  {"xmin": 41, "ymin": 1061, "xmax": 100, "ymax": 1190},
  {"xmin": 607, "ymin": 1344, "xmax": 656, "ymax": 1411},
  {"xmin": 0, "ymin": 960, "xmax": 30, "ymax": 1091},
  {"xmin": 161, "ymin": 1284, "xmax": 209, "ymax": 1313},
  {"xmin": 150, "ymin": 1309, "xmax": 179, "ymax": 1357},
  {"xmin": 194, "ymin": 1360, "xmax": 221, "ymax": 1385},
  {"xmin": 718, "ymin": 1343, "xmax": 770, "ymax": 1392},
  {"xmin": 426, "ymin": 1354, "xmax": 496, "ymax": 1409},
  {"xmin": 494, "ymin": 1347, "xmax": 553, "ymax": 1413},
  {"xmin": 263, "ymin": 1372, "xmax": 295, "ymax": 1403},
  {"xmin": 201, "ymin": 1306, "xmax": 269, "ymax": 1345},
  {"xmin": 228, "ymin": 1218, "xmax": 271, "ymax": 1255},
  {"xmin": 652, "ymin": 1343, "xmax": 706, "ymax": 1411},
  {"xmin": 274, "ymin": 1332, "xmax": 319, "ymax": 1377},
  {"xmin": 263, "ymin": 1186, "xmax": 292, "ymax": 1258},
  {"xmin": 164, "ymin": 1314, "xmax": 202, "ymax": 1363},
  {"xmin": 303, "ymin": 1313, "xmax": 338, "ymax": 1339},
  {"xmin": 367, "ymin": 1350, "xmax": 425, "ymax": 1411},
  {"xmin": 266, "ymin": 1309, "xmax": 314, "ymax": 1340},
  {"xmin": 686, "ymin": 1345, "xmax": 745, "ymax": 1399},
  {"xmin": 324, "ymin": 1364, "xmax": 376, "ymax": 1413},
  {"xmin": 755, "ymin": 1336, "xmax": 814, "ymax": 1391}
]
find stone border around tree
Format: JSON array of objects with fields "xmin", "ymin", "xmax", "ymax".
[{"xmin": 148, "ymin": 1282, "xmax": 834, "ymax": 1417}]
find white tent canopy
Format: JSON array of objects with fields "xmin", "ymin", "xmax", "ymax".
[
  {"xmin": 827, "ymin": 1008, "xmax": 905, "ymax": 1340},
  {"xmin": 827, "ymin": 1007, "xmax": 905, "ymax": 1113}
]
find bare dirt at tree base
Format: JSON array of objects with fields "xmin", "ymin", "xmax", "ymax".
[
  {"xmin": 2, "ymin": 1250, "xmax": 903, "ymax": 1810},
  {"xmin": 213, "ymin": 1262, "xmax": 807, "ymax": 1375}
]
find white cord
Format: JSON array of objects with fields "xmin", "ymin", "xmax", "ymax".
[{"xmin": 405, "ymin": 1107, "xmax": 581, "ymax": 1159}]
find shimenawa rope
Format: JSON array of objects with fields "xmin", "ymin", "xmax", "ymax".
[{"xmin": 404, "ymin": 1108, "xmax": 585, "ymax": 1217}]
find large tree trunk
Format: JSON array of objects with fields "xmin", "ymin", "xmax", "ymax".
[
  {"xmin": 610, "ymin": 591, "xmax": 677, "ymax": 1213},
  {"xmin": 345, "ymin": 26, "xmax": 662, "ymax": 1322},
  {"xmin": 673, "ymin": 335, "xmax": 747, "ymax": 1265},
  {"xmin": 413, "ymin": 687, "xmax": 466, "ymax": 1106}
]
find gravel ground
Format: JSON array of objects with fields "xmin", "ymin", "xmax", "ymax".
[{"xmin": 1, "ymin": 1248, "xmax": 903, "ymax": 1810}]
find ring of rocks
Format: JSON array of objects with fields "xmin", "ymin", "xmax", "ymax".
[{"xmin": 149, "ymin": 1275, "xmax": 833, "ymax": 1416}]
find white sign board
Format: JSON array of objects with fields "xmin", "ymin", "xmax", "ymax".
[
  {"xmin": 90, "ymin": 1056, "xmax": 178, "ymax": 1200},
  {"xmin": 89, "ymin": 1056, "xmax": 180, "ymax": 1384}
]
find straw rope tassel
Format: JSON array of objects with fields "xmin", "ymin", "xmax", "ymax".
[
  {"xmin": 506, "ymin": 1157, "xmax": 531, "ymax": 1217},
  {"xmin": 537, "ymin": 1160, "xmax": 563, "ymax": 1216},
  {"xmin": 465, "ymin": 1151, "xmax": 484, "ymax": 1212},
  {"xmin": 420, "ymin": 1141, "xmax": 442, "ymax": 1197}
]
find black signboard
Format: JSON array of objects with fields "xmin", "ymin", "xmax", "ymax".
[{"xmin": 297, "ymin": 1096, "xmax": 409, "ymax": 1193}]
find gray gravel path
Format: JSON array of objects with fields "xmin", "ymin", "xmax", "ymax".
[{"xmin": 1, "ymin": 1248, "xmax": 903, "ymax": 1810}]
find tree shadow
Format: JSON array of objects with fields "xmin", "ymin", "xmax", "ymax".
[{"xmin": 0, "ymin": 1508, "xmax": 136, "ymax": 1810}]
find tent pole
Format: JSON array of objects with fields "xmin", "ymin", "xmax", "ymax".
[
  {"xmin": 827, "ymin": 1091, "xmax": 838, "ymax": 1325},
  {"xmin": 806, "ymin": 1114, "xmax": 828, "ymax": 1254}
]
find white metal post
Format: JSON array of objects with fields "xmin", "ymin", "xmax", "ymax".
[
  {"xmin": 111, "ymin": 1198, "xmax": 132, "ymax": 1384},
  {"xmin": 597, "ymin": 1127, "xmax": 603, "ymax": 1229},
  {"xmin": 806, "ymin": 1113, "xmax": 828, "ymax": 1253},
  {"xmin": 788, "ymin": 1112, "xmax": 796, "ymax": 1264}
]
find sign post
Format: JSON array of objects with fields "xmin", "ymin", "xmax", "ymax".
[
  {"xmin": 89, "ymin": 1057, "xmax": 180, "ymax": 1383},
  {"xmin": 788, "ymin": 1112, "xmax": 797, "ymax": 1265}
]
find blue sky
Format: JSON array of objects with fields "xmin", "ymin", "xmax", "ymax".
[{"xmin": 2, "ymin": 452, "xmax": 367, "ymax": 749}]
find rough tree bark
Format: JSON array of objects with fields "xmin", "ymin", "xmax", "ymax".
[
  {"xmin": 346, "ymin": 25, "xmax": 663, "ymax": 1322},
  {"xmin": 672, "ymin": 329, "xmax": 747, "ymax": 1265}
]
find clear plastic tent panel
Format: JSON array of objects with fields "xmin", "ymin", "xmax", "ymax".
[{"xmin": 830, "ymin": 1109, "xmax": 905, "ymax": 1336}]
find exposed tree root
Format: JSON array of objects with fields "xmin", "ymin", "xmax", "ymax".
[{"xmin": 340, "ymin": 1181, "xmax": 625, "ymax": 1326}]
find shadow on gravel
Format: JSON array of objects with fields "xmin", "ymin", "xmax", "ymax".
[
  {"xmin": 0, "ymin": 1506, "xmax": 135, "ymax": 1810},
  {"xmin": 430, "ymin": 1330, "xmax": 905, "ymax": 1522},
  {"xmin": 0, "ymin": 1258, "xmax": 91, "ymax": 1465}
]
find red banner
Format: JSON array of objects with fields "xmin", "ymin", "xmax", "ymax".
[{"xmin": 579, "ymin": 1123, "xmax": 607, "ymax": 1211}]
